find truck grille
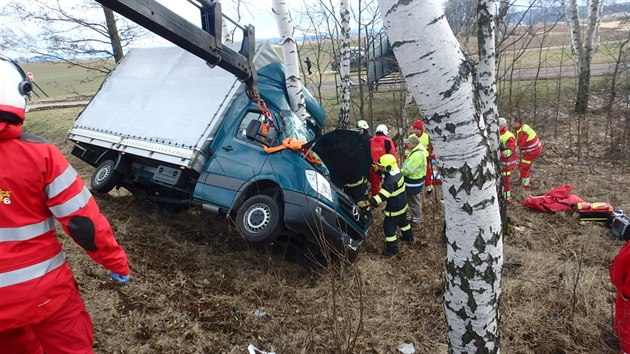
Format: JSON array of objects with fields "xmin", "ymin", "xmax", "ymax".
[{"xmin": 336, "ymin": 190, "xmax": 369, "ymax": 229}]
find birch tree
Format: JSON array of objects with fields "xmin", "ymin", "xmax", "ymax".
[
  {"xmin": 477, "ymin": 0, "xmax": 499, "ymax": 151},
  {"xmin": 337, "ymin": 0, "xmax": 352, "ymax": 128},
  {"xmin": 376, "ymin": 0, "xmax": 503, "ymax": 352},
  {"xmin": 565, "ymin": 0, "xmax": 603, "ymax": 114},
  {"xmin": 272, "ymin": 0, "xmax": 308, "ymax": 121}
]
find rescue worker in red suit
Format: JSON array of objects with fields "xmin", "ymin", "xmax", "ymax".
[
  {"xmin": 511, "ymin": 116, "xmax": 542, "ymax": 190},
  {"xmin": 368, "ymin": 124, "xmax": 396, "ymax": 196},
  {"xmin": 498, "ymin": 117, "xmax": 518, "ymax": 203},
  {"xmin": 610, "ymin": 240, "xmax": 630, "ymax": 353},
  {"xmin": 0, "ymin": 56, "xmax": 131, "ymax": 354},
  {"xmin": 411, "ymin": 120, "xmax": 436, "ymax": 194},
  {"xmin": 357, "ymin": 154, "xmax": 413, "ymax": 257}
]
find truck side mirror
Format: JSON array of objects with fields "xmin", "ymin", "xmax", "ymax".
[{"xmin": 246, "ymin": 119, "xmax": 271, "ymax": 147}]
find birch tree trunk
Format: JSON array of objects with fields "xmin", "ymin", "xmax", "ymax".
[
  {"xmin": 377, "ymin": 0, "xmax": 503, "ymax": 352},
  {"xmin": 562, "ymin": 0, "xmax": 582, "ymax": 55},
  {"xmin": 570, "ymin": 0, "xmax": 601, "ymax": 114},
  {"xmin": 477, "ymin": 0, "xmax": 499, "ymax": 151},
  {"xmin": 337, "ymin": 0, "xmax": 351, "ymax": 128},
  {"xmin": 272, "ymin": 0, "xmax": 308, "ymax": 121}
]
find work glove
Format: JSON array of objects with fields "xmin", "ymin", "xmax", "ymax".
[
  {"xmin": 357, "ymin": 200, "xmax": 371, "ymax": 210},
  {"xmin": 110, "ymin": 271, "xmax": 131, "ymax": 283}
]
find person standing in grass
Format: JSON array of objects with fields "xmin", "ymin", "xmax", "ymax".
[
  {"xmin": 512, "ymin": 115, "xmax": 542, "ymax": 190},
  {"xmin": 499, "ymin": 117, "xmax": 518, "ymax": 203},
  {"xmin": 401, "ymin": 134, "xmax": 427, "ymax": 227},
  {"xmin": 0, "ymin": 56, "xmax": 131, "ymax": 353}
]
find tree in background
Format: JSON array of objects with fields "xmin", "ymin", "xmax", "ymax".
[
  {"xmin": 5, "ymin": 0, "xmax": 144, "ymax": 72},
  {"xmin": 565, "ymin": 0, "xmax": 603, "ymax": 114},
  {"xmin": 443, "ymin": 0, "xmax": 478, "ymax": 39},
  {"xmin": 377, "ymin": 0, "xmax": 503, "ymax": 351},
  {"xmin": 272, "ymin": 0, "xmax": 308, "ymax": 122},
  {"xmin": 337, "ymin": 0, "xmax": 352, "ymax": 128}
]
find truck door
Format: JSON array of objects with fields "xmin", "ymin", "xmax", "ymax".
[{"xmin": 194, "ymin": 111, "xmax": 271, "ymax": 208}]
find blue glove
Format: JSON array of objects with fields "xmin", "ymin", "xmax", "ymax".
[
  {"xmin": 110, "ymin": 271, "xmax": 131, "ymax": 283},
  {"xmin": 430, "ymin": 159, "xmax": 437, "ymax": 165}
]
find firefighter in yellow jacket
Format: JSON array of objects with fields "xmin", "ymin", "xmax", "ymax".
[{"xmin": 358, "ymin": 154, "xmax": 413, "ymax": 256}]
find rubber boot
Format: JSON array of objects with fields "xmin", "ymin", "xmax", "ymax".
[
  {"xmin": 400, "ymin": 229, "xmax": 414, "ymax": 242},
  {"xmin": 382, "ymin": 241, "xmax": 399, "ymax": 257}
]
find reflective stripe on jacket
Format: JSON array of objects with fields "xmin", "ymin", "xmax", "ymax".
[
  {"xmin": 0, "ymin": 130, "xmax": 130, "ymax": 330},
  {"xmin": 402, "ymin": 145, "xmax": 428, "ymax": 193},
  {"xmin": 516, "ymin": 124, "xmax": 541, "ymax": 153},
  {"xmin": 499, "ymin": 127, "xmax": 518, "ymax": 171},
  {"xmin": 369, "ymin": 170, "xmax": 408, "ymax": 216}
]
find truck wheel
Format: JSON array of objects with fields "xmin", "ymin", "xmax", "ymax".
[
  {"xmin": 236, "ymin": 195, "xmax": 283, "ymax": 245},
  {"xmin": 91, "ymin": 159, "xmax": 122, "ymax": 193}
]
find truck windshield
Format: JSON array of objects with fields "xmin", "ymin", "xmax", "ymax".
[{"xmin": 281, "ymin": 110, "xmax": 315, "ymax": 142}]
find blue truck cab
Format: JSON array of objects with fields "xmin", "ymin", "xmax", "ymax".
[{"xmin": 68, "ymin": 44, "xmax": 371, "ymax": 262}]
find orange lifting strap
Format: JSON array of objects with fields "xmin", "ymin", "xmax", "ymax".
[{"xmin": 263, "ymin": 138, "xmax": 321, "ymax": 165}]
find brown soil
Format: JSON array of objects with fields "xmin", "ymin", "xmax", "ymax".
[{"xmin": 57, "ymin": 108, "xmax": 629, "ymax": 354}]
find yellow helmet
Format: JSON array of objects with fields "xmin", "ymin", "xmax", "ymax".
[{"xmin": 377, "ymin": 154, "xmax": 397, "ymax": 172}]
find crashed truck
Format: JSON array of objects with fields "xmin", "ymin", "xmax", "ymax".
[{"xmin": 67, "ymin": 0, "xmax": 371, "ymax": 262}]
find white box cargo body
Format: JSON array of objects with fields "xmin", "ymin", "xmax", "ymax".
[{"xmin": 68, "ymin": 44, "xmax": 274, "ymax": 173}]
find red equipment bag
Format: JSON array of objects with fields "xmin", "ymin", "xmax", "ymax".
[{"xmin": 575, "ymin": 202, "xmax": 615, "ymax": 221}]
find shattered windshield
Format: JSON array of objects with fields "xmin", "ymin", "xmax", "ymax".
[
  {"xmin": 280, "ymin": 110, "xmax": 315, "ymax": 142},
  {"xmin": 279, "ymin": 110, "xmax": 329, "ymax": 176}
]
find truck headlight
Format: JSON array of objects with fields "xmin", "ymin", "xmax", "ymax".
[{"xmin": 305, "ymin": 170, "xmax": 333, "ymax": 203}]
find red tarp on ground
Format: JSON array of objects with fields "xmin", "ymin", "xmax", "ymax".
[{"xmin": 521, "ymin": 184, "xmax": 585, "ymax": 212}]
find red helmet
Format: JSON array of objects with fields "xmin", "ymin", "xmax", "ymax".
[{"xmin": 412, "ymin": 120, "xmax": 424, "ymax": 130}]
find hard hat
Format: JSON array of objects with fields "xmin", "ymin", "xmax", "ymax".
[
  {"xmin": 498, "ymin": 117, "xmax": 507, "ymax": 126},
  {"xmin": 0, "ymin": 57, "xmax": 31, "ymax": 123},
  {"xmin": 412, "ymin": 120, "xmax": 424, "ymax": 130},
  {"xmin": 377, "ymin": 154, "xmax": 397, "ymax": 172},
  {"xmin": 375, "ymin": 124, "xmax": 388, "ymax": 135},
  {"xmin": 356, "ymin": 120, "xmax": 369, "ymax": 130}
]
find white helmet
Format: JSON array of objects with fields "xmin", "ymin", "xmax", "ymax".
[
  {"xmin": 0, "ymin": 57, "xmax": 31, "ymax": 123},
  {"xmin": 498, "ymin": 117, "xmax": 507, "ymax": 127},
  {"xmin": 375, "ymin": 124, "xmax": 388, "ymax": 135},
  {"xmin": 356, "ymin": 120, "xmax": 369, "ymax": 130}
]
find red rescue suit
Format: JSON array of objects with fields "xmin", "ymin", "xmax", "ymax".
[
  {"xmin": 0, "ymin": 122, "xmax": 130, "ymax": 352},
  {"xmin": 515, "ymin": 123, "xmax": 542, "ymax": 188},
  {"xmin": 611, "ymin": 241, "xmax": 630, "ymax": 353},
  {"xmin": 499, "ymin": 126, "xmax": 518, "ymax": 201},
  {"xmin": 369, "ymin": 134, "xmax": 396, "ymax": 195}
]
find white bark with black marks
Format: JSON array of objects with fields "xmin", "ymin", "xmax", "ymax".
[
  {"xmin": 477, "ymin": 0, "xmax": 499, "ymax": 151},
  {"xmin": 338, "ymin": 0, "xmax": 351, "ymax": 128},
  {"xmin": 272, "ymin": 0, "xmax": 308, "ymax": 122},
  {"xmin": 566, "ymin": 0, "xmax": 602, "ymax": 114},
  {"xmin": 377, "ymin": 0, "xmax": 503, "ymax": 352}
]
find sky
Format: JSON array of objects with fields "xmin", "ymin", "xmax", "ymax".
[{"xmin": 0, "ymin": 0, "xmax": 582, "ymax": 56}]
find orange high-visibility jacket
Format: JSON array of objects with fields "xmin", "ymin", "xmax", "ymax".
[
  {"xmin": 0, "ymin": 124, "xmax": 130, "ymax": 330},
  {"xmin": 499, "ymin": 126, "xmax": 518, "ymax": 171},
  {"xmin": 515, "ymin": 123, "xmax": 542, "ymax": 154}
]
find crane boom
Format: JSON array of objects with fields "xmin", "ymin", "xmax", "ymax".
[{"xmin": 95, "ymin": 0, "xmax": 258, "ymax": 97}]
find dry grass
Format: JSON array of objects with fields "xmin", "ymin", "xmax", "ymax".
[{"xmin": 21, "ymin": 87, "xmax": 630, "ymax": 353}]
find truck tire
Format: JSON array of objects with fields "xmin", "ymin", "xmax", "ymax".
[
  {"xmin": 91, "ymin": 159, "xmax": 122, "ymax": 194},
  {"xmin": 236, "ymin": 195, "xmax": 283, "ymax": 245}
]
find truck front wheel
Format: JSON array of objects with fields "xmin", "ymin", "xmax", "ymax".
[
  {"xmin": 236, "ymin": 195, "xmax": 283, "ymax": 245},
  {"xmin": 91, "ymin": 159, "xmax": 122, "ymax": 193}
]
